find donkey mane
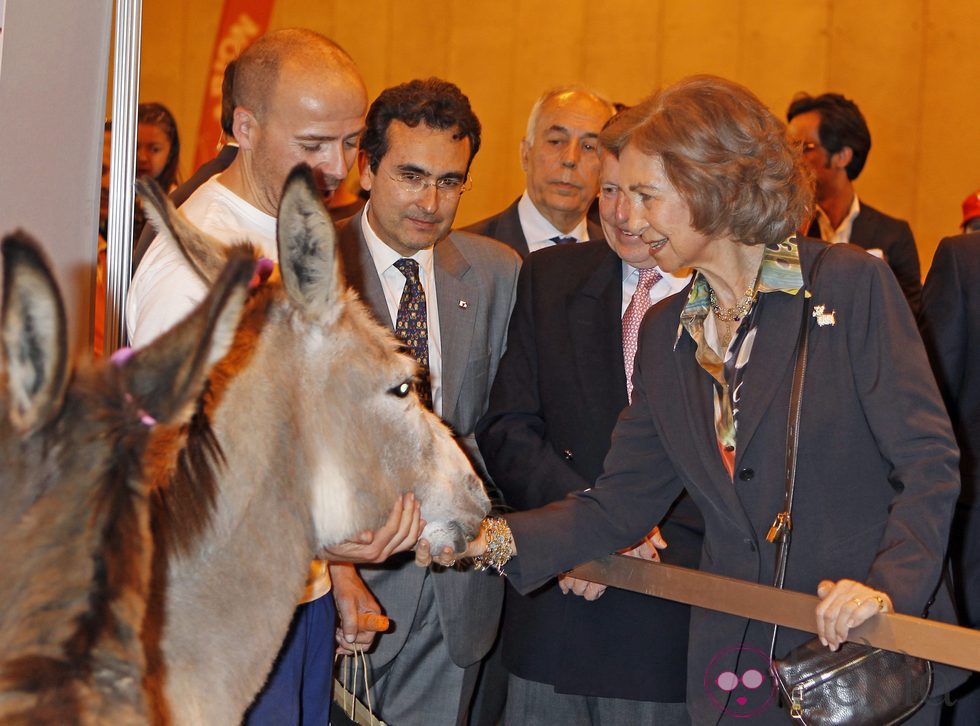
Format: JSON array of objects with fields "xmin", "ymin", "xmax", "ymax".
[
  {"xmin": 1, "ymin": 367, "xmax": 154, "ymax": 719},
  {"xmin": 146, "ymin": 274, "xmax": 275, "ymax": 559}
]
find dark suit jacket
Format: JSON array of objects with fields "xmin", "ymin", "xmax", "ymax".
[
  {"xmin": 476, "ymin": 241, "xmax": 703, "ymax": 701},
  {"xmin": 132, "ymin": 144, "xmax": 239, "ymax": 272},
  {"xmin": 465, "ymin": 196, "xmax": 605, "ymax": 258},
  {"xmin": 505, "ymin": 239, "xmax": 962, "ymax": 724},
  {"xmin": 809, "ymin": 201, "xmax": 922, "ymax": 314},
  {"xmin": 335, "ymin": 211, "xmax": 520, "ymax": 669},
  {"xmin": 920, "ymin": 233, "xmax": 980, "ymax": 508}
]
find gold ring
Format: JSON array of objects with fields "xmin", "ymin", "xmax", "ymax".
[
  {"xmin": 872, "ymin": 595, "xmax": 886, "ymax": 612},
  {"xmin": 851, "ymin": 597, "xmax": 864, "ymax": 607}
]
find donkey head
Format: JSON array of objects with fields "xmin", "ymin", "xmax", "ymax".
[
  {"xmin": 0, "ymin": 232, "xmax": 252, "ymax": 722},
  {"xmin": 138, "ymin": 166, "xmax": 489, "ymax": 555}
]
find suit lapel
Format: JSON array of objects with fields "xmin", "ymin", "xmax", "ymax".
[
  {"xmin": 732, "ymin": 287, "xmax": 806, "ymax": 461},
  {"xmin": 336, "ymin": 211, "xmax": 393, "ymax": 328},
  {"xmin": 435, "ymin": 234, "xmax": 477, "ymax": 422},
  {"xmin": 499, "ymin": 200, "xmax": 530, "ymax": 257},
  {"xmin": 568, "ymin": 250, "xmax": 628, "ymax": 419},
  {"xmin": 586, "ymin": 218, "xmax": 606, "ymax": 243},
  {"xmin": 848, "ymin": 205, "xmax": 878, "ymax": 251}
]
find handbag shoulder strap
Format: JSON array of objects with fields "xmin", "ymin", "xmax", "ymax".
[
  {"xmin": 768, "ymin": 241, "xmax": 835, "ymax": 589},
  {"xmin": 768, "ymin": 241, "xmax": 834, "ymax": 659}
]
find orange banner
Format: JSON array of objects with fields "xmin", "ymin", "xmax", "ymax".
[{"xmin": 192, "ymin": 0, "xmax": 275, "ymax": 170}]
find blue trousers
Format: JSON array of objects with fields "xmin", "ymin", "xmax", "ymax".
[{"xmin": 243, "ymin": 594, "xmax": 336, "ymax": 726}]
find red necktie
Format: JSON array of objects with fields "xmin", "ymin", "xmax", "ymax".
[{"xmin": 622, "ymin": 267, "xmax": 662, "ymax": 403}]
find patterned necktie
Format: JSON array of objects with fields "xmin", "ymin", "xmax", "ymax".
[
  {"xmin": 622, "ymin": 267, "xmax": 662, "ymax": 403},
  {"xmin": 393, "ymin": 258, "xmax": 433, "ymax": 410},
  {"xmin": 550, "ymin": 235, "xmax": 577, "ymax": 246}
]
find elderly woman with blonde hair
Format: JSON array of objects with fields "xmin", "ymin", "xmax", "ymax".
[{"xmin": 421, "ymin": 75, "xmax": 963, "ymax": 724}]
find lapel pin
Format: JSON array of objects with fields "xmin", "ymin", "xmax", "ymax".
[
  {"xmin": 458, "ymin": 300, "xmax": 468, "ymax": 309},
  {"xmin": 812, "ymin": 304, "xmax": 836, "ymax": 327}
]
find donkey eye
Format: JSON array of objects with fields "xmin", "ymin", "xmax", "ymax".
[{"xmin": 390, "ymin": 380, "xmax": 412, "ymax": 398}]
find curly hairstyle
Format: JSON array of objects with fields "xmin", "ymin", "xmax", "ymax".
[
  {"xmin": 360, "ymin": 78, "xmax": 481, "ymax": 173},
  {"xmin": 137, "ymin": 102, "xmax": 181, "ymax": 190},
  {"xmin": 600, "ymin": 75, "xmax": 813, "ymax": 247},
  {"xmin": 787, "ymin": 92, "xmax": 871, "ymax": 181}
]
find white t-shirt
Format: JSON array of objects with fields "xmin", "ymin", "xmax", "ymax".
[{"xmin": 126, "ymin": 176, "xmax": 277, "ymax": 346}]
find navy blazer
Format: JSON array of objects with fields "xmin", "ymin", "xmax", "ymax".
[
  {"xmin": 920, "ymin": 233, "xmax": 980, "ymax": 508},
  {"xmin": 505, "ymin": 238, "xmax": 961, "ymax": 724},
  {"xmin": 476, "ymin": 241, "xmax": 702, "ymax": 701},
  {"xmin": 465, "ymin": 196, "xmax": 605, "ymax": 259},
  {"xmin": 809, "ymin": 202, "xmax": 922, "ymax": 314}
]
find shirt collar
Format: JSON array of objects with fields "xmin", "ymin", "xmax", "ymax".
[
  {"xmin": 517, "ymin": 190, "xmax": 588, "ymax": 244},
  {"xmin": 622, "ymin": 262, "xmax": 693, "ymax": 296},
  {"xmin": 816, "ymin": 193, "xmax": 861, "ymax": 244},
  {"xmin": 360, "ymin": 202, "xmax": 435, "ymax": 277},
  {"xmin": 676, "ymin": 237, "xmax": 803, "ymax": 346}
]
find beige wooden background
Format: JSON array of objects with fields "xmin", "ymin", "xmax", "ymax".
[{"xmin": 139, "ymin": 0, "xmax": 980, "ymax": 274}]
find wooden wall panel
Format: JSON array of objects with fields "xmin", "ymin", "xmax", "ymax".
[
  {"xmin": 581, "ymin": 0, "xmax": 663, "ymax": 105},
  {"xmin": 915, "ymin": 0, "xmax": 980, "ymax": 260},
  {"xmin": 134, "ymin": 0, "xmax": 980, "ymax": 272},
  {"xmin": 738, "ymin": 0, "xmax": 832, "ymax": 114},
  {"xmin": 660, "ymin": 0, "xmax": 740, "ymax": 83}
]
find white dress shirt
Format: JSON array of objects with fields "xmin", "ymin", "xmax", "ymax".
[
  {"xmin": 517, "ymin": 191, "xmax": 589, "ymax": 254},
  {"xmin": 361, "ymin": 204, "xmax": 444, "ymax": 416},
  {"xmin": 621, "ymin": 262, "xmax": 693, "ymax": 316},
  {"xmin": 816, "ymin": 193, "xmax": 862, "ymax": 247}
]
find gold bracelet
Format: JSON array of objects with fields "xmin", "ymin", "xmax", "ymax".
[{"xmin": 473, "ymin": 517, "xmax": 513, "ymax": 575}]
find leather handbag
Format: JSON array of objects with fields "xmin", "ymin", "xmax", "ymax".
[{"xmin": 765, "ymin": 244, "xmax": 932, "ymax": 725}]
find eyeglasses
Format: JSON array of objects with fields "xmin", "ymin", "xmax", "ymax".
[
  {"xmin": 383, "ymin": 168, "xmax": 473, "ymax": 197},
  {"xmin": 799, "ymin": 141, "xmax": 821, "ymax": 154}
]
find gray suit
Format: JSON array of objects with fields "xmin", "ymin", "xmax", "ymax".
[{"xmin": 335, "ymin": 211, "xmax": 520, "ymax": 723}]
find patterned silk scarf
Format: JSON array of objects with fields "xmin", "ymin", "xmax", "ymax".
[{"xmin": 676, "ymin": 238, "xmax": 804, "ymax": 478}]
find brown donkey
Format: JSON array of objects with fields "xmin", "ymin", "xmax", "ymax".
[
  {"xmin": 0, "ymin": 235, "xmax": 253, "ymax": 724},
  {"xmin": 137, "ymin": 166, "xmax": 490, "ymax": 724}
]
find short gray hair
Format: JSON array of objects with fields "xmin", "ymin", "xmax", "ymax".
[{"xmin": 524, "ymin": 86, "xmax": 615, "ymax": 142}]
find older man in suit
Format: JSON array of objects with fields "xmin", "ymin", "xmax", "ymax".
[
  {"xmin": 465, "ymin": 87, "xmax": 613, "ymax": 257},
  {"xmin": 332, "ymin": 78, "xmax": 520, "ymax": 726},
  {"xmin": 787, "ymin": 92, "xmax": 922, "ymax": 313},
  {"xmin": 920, "ymin": 233, "xmax": 980, "ymax": 725},
  {"xmin": 476, "ymin": 138, "xmax": 702, "ymax": 724}
]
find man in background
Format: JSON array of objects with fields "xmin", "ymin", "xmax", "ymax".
[
  {"xmin": 333, "ymin": 77, "xmax": 520, "ymax": 725},
  {"xmin": 466, "ymin": 86, "xmax": 613, "ymax": 257},
  {"xmin": 787, "ymin": 92, "xmax": 922, "ymax": 313},
  {"xmin": 476, "ymin": 113, "xmax": 701, "ymax": 724},
  {"xmin": 920, "ymin": 230, "xmax": 980, "ymax": 726}
]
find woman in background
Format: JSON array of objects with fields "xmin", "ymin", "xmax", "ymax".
[{"xmin": 134, "ymin": 102, "xmax": 180, "ymax": 239}]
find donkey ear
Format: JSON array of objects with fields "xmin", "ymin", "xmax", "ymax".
[
  {"xmin": 136, "ymin": 176, "xmax": 235, "ymax": 285},
  {"xmin": 276, "ymin": 164, "xmax": 344, "ymax": 321},
  {"xmin": 1, "ymin": 233, "xmax": 69, "ymax": 433},
  {"xmin": 120, "ymin": 249, "xmax": 254, "ymax": 426}
]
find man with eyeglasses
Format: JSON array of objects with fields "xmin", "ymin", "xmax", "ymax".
[
  {"xmin": 786, "ymin": 92, "xmax": 922, "ymax": 314},
  {"xmin": 466, "ymin": 87, "xmax": 614, "ymax": 258},
  {"xmin": 333, "ymin": 77, "xmax": 520, "ymax": 726}
]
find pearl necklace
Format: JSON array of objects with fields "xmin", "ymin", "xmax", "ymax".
[{"xmin": 709, "ymin": 285, "xmax": 756, "ymax": 322}]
